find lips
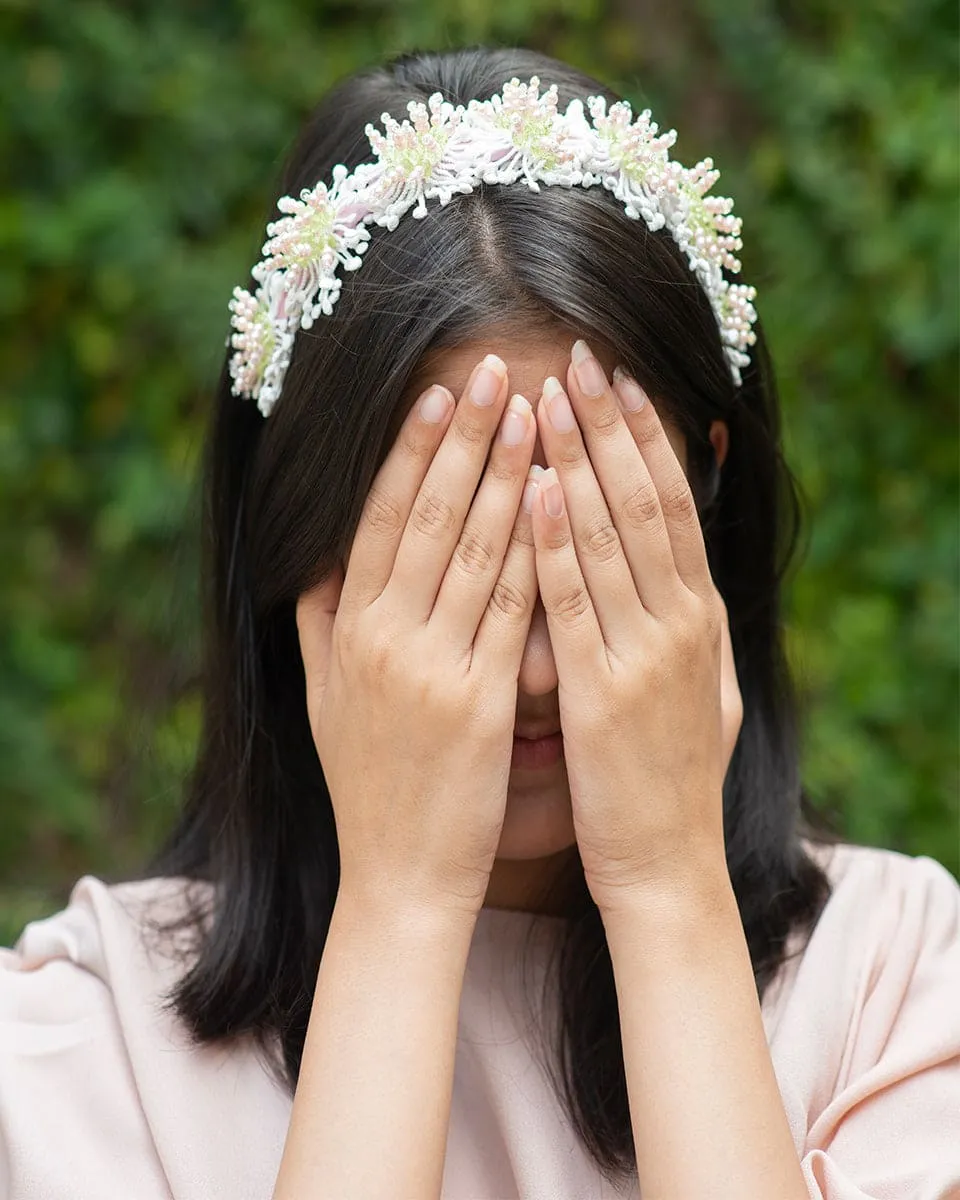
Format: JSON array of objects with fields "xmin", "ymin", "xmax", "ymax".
[{"xmin": 511, "ymin": 728, "xmax": 564, "ymax": 769}]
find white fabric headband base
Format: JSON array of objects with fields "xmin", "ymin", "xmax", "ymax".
[{"xmin": 227, "ymin": 75, "xmax": 758, "ymax": 417}]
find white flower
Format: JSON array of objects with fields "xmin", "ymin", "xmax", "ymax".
[{"xmin": 227, "ymin": 75, "xmax": 758, "ymax": 411}]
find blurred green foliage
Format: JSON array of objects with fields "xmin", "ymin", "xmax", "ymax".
[{"xmin": 1, "ymin": 0, "xmax": 957, "ymax": 944}]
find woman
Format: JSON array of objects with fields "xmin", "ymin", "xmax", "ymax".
[{"xmin": 3, "ymin": 46, "xmax": 958, "ymax": 1200}]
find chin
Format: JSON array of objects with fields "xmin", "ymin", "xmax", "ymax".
[{"xmin": 496, "ymin": 777, "xmax": 575, "ymax": 861}]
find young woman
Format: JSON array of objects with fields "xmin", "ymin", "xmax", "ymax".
[{"xmin": 2, "ymin": 46, "xmax": 957, "ymax": 1200}]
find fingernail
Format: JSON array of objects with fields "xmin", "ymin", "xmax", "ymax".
[
  {"xmin": 543, "ymin": 376, "xmax": 576, "ymax": 432},
  {"xmin": 613, "ymin": 365, "xmax": 647, "ymax": 411},
  {"xmin": 419, "ymin": 385, "xmax": 452, "ymax": 423},
  {"xmin": 571, "ymin": 339, "xmax": 606, "ymax": 396},
  {"xmin": 500, "ymin": 393, "xmax": 531, "ymax": 446},
  {"xmin": 470, "ymin": 354, "xmax": 507, "ymax": 407},
  {"xmin": 521, "ymin": 466, "xmax": 540, "ymax": 513},
  {"xmin": 541, "ymin": 467, "xmax": 564, "ymax": 518}
]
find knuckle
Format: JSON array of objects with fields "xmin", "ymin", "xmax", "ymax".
[
  {"xmin": 633, "ymin": 417, "xmax": 661, "ymax": 453},
  {"xmin": 673, "ymin": 620, "xmax": 700, "ymax": 660},
  {"xmin": 552, "ymin": 440, "xmax": 585, "ymax": 469},
  {"xmin": 659, "ymin": 475, "xmax": 698, "ymax": 522},
  {"xmin": 398, "ymin": 421, "xmax": 433, "ymax": 464},
  {"xmin": 671, "ymin": 601, "xmax": 713, "ymax": 655},
  {"xmin": 509, "ymin": 513, "xmax": 535, "ymax": 548},
  {"xmin": 588, "ymin": 404, "xmax": 622, "ymax": 437},
  {"xmin": 484, "ymin": 451, "xmax": 523, "ymax": 486},
  {"xmin": 702, "ymin": 597, "xmax": 723, "ymax": 640},
  {"xmin": 360, "ymin": 623, "xmax": 396, "ymax": 681},
  {"xmin": 453, "ymin": 526, "xmax": 497, "ymax": 577},
  {"xmin": 363, "ymin": 485, "xmax": 405, "ymax": 537},
  {"xmin": 552, "ymin": 582, "xmax": 591, "ymax": 625},
  {"xmin": 410, "ymin": 665, "xmax": 447, "ymax": 711},
  {"xmin": 541, "ymin": 520, "xmax": 572, "ymax": 551},
  {"xmin": 451, "ymin": 414, "xmax": 490, "ymax": 451},
  {"xmin": 581, "ymin": 513, "xmax": 622, "ymax": 563},
  {"xmin": 488, "ymin": 572, "xmax": 531, "ymax": 622},
  {"xmin": 622, "ymin": 479, "xmax": 663, "ymax": 527},
  {"xmin": 411, "ymin": 488, "xmax": 458, "ymax": 538}
]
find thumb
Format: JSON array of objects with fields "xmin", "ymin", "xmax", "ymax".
[{"xmin": 295, "ymin": 560, "xmax": 345, "ymax": 708}]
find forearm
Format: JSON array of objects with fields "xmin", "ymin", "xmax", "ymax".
[
  {"xmin": 601, "ymin": 865, "xmax": 808, "ymax": 1200},
  {"xmin": 272, "ymin": 892, "xmax": 476, "ymax": 1200}
]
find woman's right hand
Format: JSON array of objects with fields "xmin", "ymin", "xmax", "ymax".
[{"xmin": 296, "ymin": 354, "xmax": 541, "ymax": 920}]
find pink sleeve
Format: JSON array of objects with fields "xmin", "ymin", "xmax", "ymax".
[
  {"xmin": 794, "ymin": 853, "xmax": 960, "ymax": 1200},
  {"xmin": 0, "ymin": 943, "xmax": 172, "ymax": 1199},
  {"xmin": 0, "ymin": 876, "xmax": 291, "ymax": 1200}
]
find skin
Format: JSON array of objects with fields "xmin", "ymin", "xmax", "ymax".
[
  {"xmin": 348, "ymin": 330, "xmax": 729, "ymax": 918},
  {"xmin": 283, "ymin": 336, "xmax": 809, "ymax": 1200}
]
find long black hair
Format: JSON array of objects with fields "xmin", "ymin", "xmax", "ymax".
[{"xmin": 137, "ymin": 45, "xmax": 842, "ymax": 1187}]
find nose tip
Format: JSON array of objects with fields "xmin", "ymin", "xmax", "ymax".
[{"xmin": 517, "ymin": 596, "xmax": 559, "ymax": 698}]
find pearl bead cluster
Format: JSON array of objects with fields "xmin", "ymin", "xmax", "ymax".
[{"xmin": 228, "ymin": 76, "xmax": 758, "ymax": 417}]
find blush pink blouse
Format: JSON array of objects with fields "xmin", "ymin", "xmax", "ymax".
[{"xmin": 1, "ymin": 840, "xmax": 958, "ymax": 1199}]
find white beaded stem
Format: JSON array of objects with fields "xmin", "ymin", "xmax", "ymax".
[{"xmin": 227, "ymin": 76, "xmax": 758, "ymax": 417}]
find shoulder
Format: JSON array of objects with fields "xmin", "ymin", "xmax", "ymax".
[
  {"xmin": 1, "ymin": 871, "xmax": 217, "ymax": 1068},
  {"xmin": 768, "ymin": 839, "xmax": 959, "ymax": 1064},
  {"xmin": 787, "ymin": 838, "xmax": 959, "ymax": 988},
  {"xmin": 762, "ymin": 842, "xmax": 960, "ymax": 1191},
  {"xmin": 805, "ymin": 834, "xmax": 957, "ymax": 888},
  {"xmin": 5, "ymin": 872, "xmax": 212, "ymax": 991},
  {"xmin": 1, "ymin": 874, "xmax": 289, "ymax": 1200},
  {"xmin": 0, "ymin": 874, "xmax": 211, "ymax": 1199},
  {"xmin": 1, "ymin": 871, "xmax": 216, "ymax": 1069},
  {"xmin": 802, "ymin": 837, "xmax": 959, "ymax": 949}
]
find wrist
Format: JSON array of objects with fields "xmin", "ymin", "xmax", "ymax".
[
  {"xmin": 593, "ymin": 852, "xmax": 735, "ymax": 932},
  {"xmin": 334, "ymin": 881, "xmax": 481, "ymax": 945}
]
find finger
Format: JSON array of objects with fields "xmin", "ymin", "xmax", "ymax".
[
  {"xmin": 339, "ymin": 381, "xmax": 456, "ymax": 617},
  {"xmin": 563, "ymin": 343, "xmax": 681, "ymax": 617},
  {"xmin": 473, "ymin": 463, "xmax": 543, "ymax": 676},
  {"xmin": 610, "ymin": 365, "xmax": 715, "ymax": 600},
  {"xmin": 535, "ymin": 373, "xmax": 642, "ymax": 652},
  {"xmin": 296, "ymin": 561, "xmax": 345, "ymax": 711},
  {"xmin": 432, "ymin": 393, "xmax": 537, "ymax": 651},
  {"xmin": 529, "ymin": 466, "xmax": 606, "ymax": 680},
  {"xmin": 387, "ymin": 354, "xmax": 510, "ymax": 624}
]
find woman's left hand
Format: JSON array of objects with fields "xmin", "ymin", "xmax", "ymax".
[{"xmin": 530, "ymin": 342, "xmax": 744, "ymax": 913}]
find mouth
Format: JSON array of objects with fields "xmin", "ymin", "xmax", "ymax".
[{"xmin": 511, "ymin": 729, "xmax": 564, "ymax": 769}]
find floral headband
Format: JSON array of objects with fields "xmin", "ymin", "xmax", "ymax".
[{"xmin": 227, "ymin": 75, "xmax": 758, "ymax": 417}]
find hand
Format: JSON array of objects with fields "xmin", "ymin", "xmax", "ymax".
[
  {"xmin": 296, "ymin": 358, "xmax": 540, "ymax": 920},
  {"xmin": 528, "ymin": 342, "xmax": 744, "ymax": 910}
]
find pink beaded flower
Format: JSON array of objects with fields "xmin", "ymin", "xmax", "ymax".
[{"xmin": 228, "ymin": 75, "xmax": 758, "ymax": 416}]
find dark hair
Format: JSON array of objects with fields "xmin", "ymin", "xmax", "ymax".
[{"xmin": 138, "ymin": 45, "xmax": 843, "ymax": 1188}]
